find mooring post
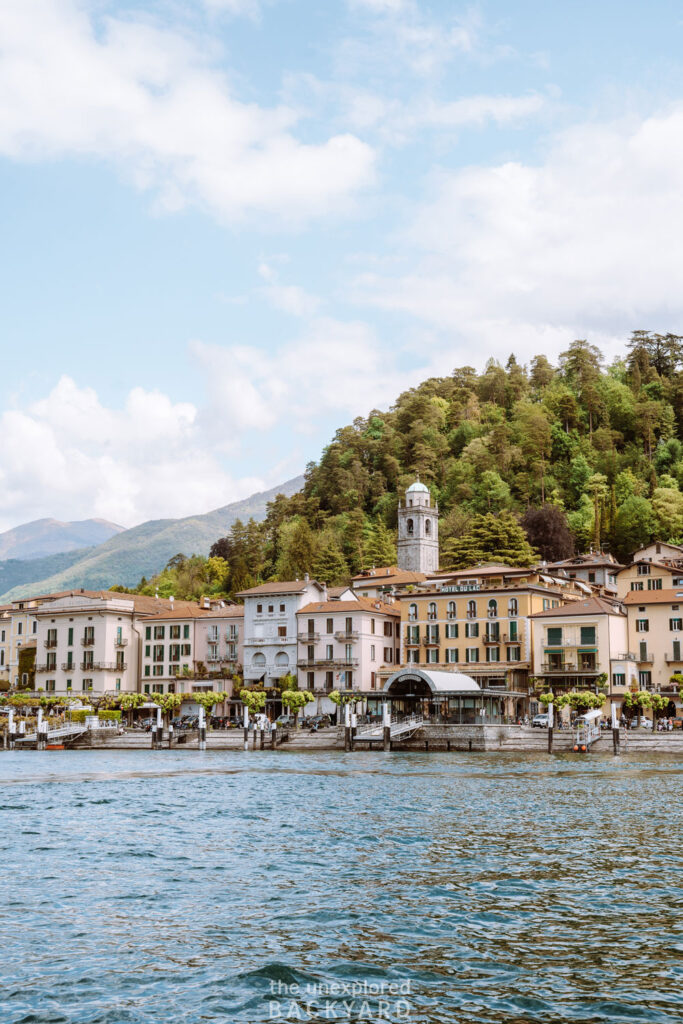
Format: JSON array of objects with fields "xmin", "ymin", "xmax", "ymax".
[
  {"xmin": 382, "ymin": 702, "xmax": 391, "ymax": 752},
  {"xmin": 350, "ymin": 711, "xmax": 357, "ymax": 752},
  {"xmin": 611, "ymin": 702, "xmax": 620, "ymax": 756},
  {"xmin": 18, "ymin": 720, "xmax": 26, "ymax": 746},
  {"xmin": 547, "ymin": 702, "xmax": 554, "ymax": 754},
  {"xmin": 344, "ymin": 703, "xmax": 351, "ymax": 752},
  {"xmin": 260, "ymin": 723, "xmax": 265, "ymax": 750},
  {"xmin": 36, "ymin": 707, "xmax": 45, "ymax": 751},
  {"xmin": 8, "ymin": 709, "xmax": 15, "ymax": 751},
  {"xmin": 243, "ymin": 704, "xmax": 249, "ymax": 752},
  {"xmin": 198, "ymin": 704, "xmax": 207, "ymax": 751},
  {"xmin": 156, "ymin": 706, "xmax": 163, "ymax": 750},
  {"xmin": 271, "ymin": 722, "xmax": 277, "ymax": 749},
  {"xmin": 168, "ymin": 723, "xmax": 174, "ymax": 750}
]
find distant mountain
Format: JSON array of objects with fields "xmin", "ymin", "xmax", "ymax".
[
  {"xmin": 0, "ymin": 517, "xmax": 124, "ymax": 561},
  {"xmin": 0, "ymin": 476, "xmax": 304, "ymax": 602}
]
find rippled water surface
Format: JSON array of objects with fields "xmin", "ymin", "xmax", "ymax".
[{"xmin": 1, "ymin": 750, "xmax": 682, "ymax": 1023}]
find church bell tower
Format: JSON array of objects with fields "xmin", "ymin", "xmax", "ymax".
[{"xmin": 397, "ymin": 478, "xmax": 439, "ymax": 573}]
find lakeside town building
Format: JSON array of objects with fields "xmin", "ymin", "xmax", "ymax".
[
  {"xmin": 296, "ymin": 597, "xmax": 400, "ymax": 698},
  {"xmin": 623, "ymin": 589, "xmax": 683, "ymax": 710},
  {"xmin": 529, "ymin": 596, "xmax": 638, "ymax": 718},
  {"xmin": 544, "ymin": 552, "xmax": 623, "ymax": 596}
]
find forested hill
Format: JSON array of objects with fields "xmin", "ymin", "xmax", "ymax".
[{"xmin": 129, "ymin": 333, "xmax": 683, "ymax": 601}]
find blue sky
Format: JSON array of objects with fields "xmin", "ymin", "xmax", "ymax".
[{"xmin": 2, "ymin": 0, "xmax": 683, "ymax": 531}]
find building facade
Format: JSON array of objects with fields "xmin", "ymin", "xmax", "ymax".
[
  {"xmin": 397, "ymin": 480, "xmax": 439, "ymax": 573},
  {"xmin": 530, "ymin": 596, "xmax": 637, "ymax": 716},
  {"xmin": 236, "ymin": 578, "xmax": 326, "ymax": 686},
  {"xmin": 624, "ymin": 589, "xmax": 683, "ymax": 714},
  {"xmin": 296, "ymin": 598, "xmax": 400, "ymax": 697},
  {"xmin": 139, "ymin": 604, "xmax": 244, "ymax": 694},
  {"xmin": 545, "ymin": 552, "xmax": 622, "ymax": 596}
]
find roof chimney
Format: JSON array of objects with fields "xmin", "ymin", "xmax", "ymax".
[
  {"xmin": 170, "ymin": 596, "xmax": 174, "ymax": 608},
  {"xmin": 304, "ymin": 572, "xmax": 310, "ymax": 582}
]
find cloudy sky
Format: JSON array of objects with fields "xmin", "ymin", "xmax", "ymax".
[{"xmin": 1, "ymin": 0, "xmax": 683, "ymax": 531}]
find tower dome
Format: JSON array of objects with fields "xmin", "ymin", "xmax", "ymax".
[{"xmin": 406, "ymin": 479, "xmax": 430, "ymax": 494}]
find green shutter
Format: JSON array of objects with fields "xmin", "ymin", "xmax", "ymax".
[
  {"xmin": 547, "ymin": 627, "xmax": 562, "ymax": 645},
  {"xmin": 580, "ymin": 626, "xmax": 596, "ymax": 645}
]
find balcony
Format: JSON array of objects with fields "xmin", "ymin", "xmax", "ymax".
[
  {"xmin": 422, "ymin": 637, "xmax": 439, "ymax": 647},
  {"xmin": 61, "ymin": 662, "xmax": 75, "ymax": 671},
  {"xmin": 206, "ymin": 654, "xmax": 223, "ymax": 663},
  {"xmin": 540, "ymin": 661, "xmax": 600, "ymax": 674},
  {"xmin": 114, "ymin": 637, "xmax": 129, "ymax": 647},
  {"xmin": 297, "ymin": 658, "xmax": 359, "ymax": 669},
  {"xmin": 636, "ymin": 653, "xmax": 654, "ymax": 664},
  {"xmin": 482, "ymin": 633, "xmax": 501, "ymax": 645},
  {"xmin": 664, "ymin": 654, "xmax": 683, "ymax": 664},
  {"xmin": 502, "ymin": 633, "xmax": 523, "ymax": 644},
  {"xmin": 44, "ymin": 639, "xmax": 58, "ymax": 649},
  {"xmin": 404, "ymin": 638, "xmax": 420, "ymax": 647},
  {"xmin": 334, "ymin": 630, "xmax": 359, "ymax": 642},
  {"xmin": 246, "ymin": 636, "xmax": 295, "ymax": 646},
  {"xmin": 34, "ymin": 663, "xmax": 50, "ymax": 673},
  {"xmin": 298, "ymin": 631, "xmax": 320, "ymax": 642},
  {"xmin": 80, "ymin": 637, "xmax": 95, "ymax": 647}
]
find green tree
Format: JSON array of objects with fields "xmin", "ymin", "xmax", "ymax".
[
  {"xmin": 612, "ymin": 496, "xmax": 654, "ymax": 559},
  {"xmin": 442, "ymin": 511, "xmax": 537, "ymax": 569}
]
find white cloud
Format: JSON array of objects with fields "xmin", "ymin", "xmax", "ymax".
[
  {"xmin": 354, "ymin": 106, "xmax": 683, "ymax": 366},
  {"xmin": 0, "ymin": 377, "xmax": 265, "ymax": 531},
  {"xmin": 191, "ymin": 316, "xmax": 420, "ymax": 436},
  {"xmin": 0, "ymin": 0, "xmax": 375, "ymax": 222},
  {"xmin": 257, "ymin": 262, "xmax": 321, "ymax": 316}
]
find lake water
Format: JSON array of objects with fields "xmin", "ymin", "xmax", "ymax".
[{"xmin": 0, "ymin": 749, "xmax": 681, "ymax": 1023}]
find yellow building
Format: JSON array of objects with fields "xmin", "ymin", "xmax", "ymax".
[
  {"xmin": 397, "ymin": 565, "xmax": 586, "ymax": 716},
  {"xmin": 616, "ymin": 558, "xmax": 683, "ymax": 599}
]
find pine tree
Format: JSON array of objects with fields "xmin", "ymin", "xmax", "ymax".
[
  {"xmin": 442, "ymin": 512, "xmax": 537, "ymax": 569},
  {"xmin": 362, "ymin": 519, "xmax": 397, "ymax": 569},
  {"xmin": 312, "ymin": 543, "xmax": 350, "ymax": 585}
]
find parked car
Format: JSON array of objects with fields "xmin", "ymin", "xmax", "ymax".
[
  {"xmin": 275, "ymin": 714, "xmax": 296, "ymax": 728},
  {"xmin": 532, "ymin": 713, "xmax": 549, "ymax": 728},
  {"xmin": 630, "ymin": 718, "xmax": 653, "ymax": 729}
]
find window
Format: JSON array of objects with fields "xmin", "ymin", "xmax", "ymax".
[
  {"xmin": 508, "ymin": 598, "xmax": 518, "ymax": 617},
  {"xmin": 426, "ymin": 648, "xmax": 439, "ymax": 663},
  {"xmin": 409, "ymin": 604, "xmax": 418, "ymax": 621},
  {"xmin": 488, "ymin": 599, "xmax": 498, "ymax": 618},
  {"xmin": 637, "ymin": 563, "xmax": 651, "ymax": 575},
  {"xmin": 426, "ymin": 624, "xmax": 439, "ymax": 643},
  {"xmin": 447, "ymin": 601, "xmax": 456, "ymax": 619},
  {"xmin": 542, "ymin": 599, "xmax": 550, "ymax": 610},
  {"xmin": 466, "ymin": 648, "xmax": 479, "ymax": 663},
  {"xmin": 371, "ymin": 618, "xmax": 376, "ymax": 634},
  {"xmin": 631, "ymin": 581, "xmax": 644, "ymax": 591},
  {"xmin": 154, "ymin": 645, "xmax": 164, "ymax": 662},
  {"xmin": 307, "ymin": 645, "xmax": 314, "ymax": 661},
  {"xmin": 670, "ymin": 619, "xmax": 683, "ymax": 631},
  {"xmin": 153, "ymin": 626, "xmax": 165, "ymax": 640},
  {"xmin": 326, "ymin": 644, "xmax": 333, "ymax": 660},
  {"xmin": 307, "ymin": 618, "xmax": 315, "ymax": 634},
  {"xmin": 588, "ymin": 572, "xmax": 596, "ymax": 583},
  {"xmin": 370, "ymin": 645, "xmax": 375, "ymax": 661},
  {"xmin": 384, "ymin": 621, "xmax": 393, "ymax": 637},
  {"xmin": 345, "ymin": 643, "xmax": 353, "ymax": 662},
  {"xmin": 115, "ymin": 679, "xmax": 121, "ymax": 692},
  {"xmin": 384, "ymin": 647, "xmax": 392, "ymax": 663},
  {"xmin": 68, "ymin": 627, "xmax": 74, "ymax": 646},
  {"xmin": 327, "ymin": 618, "xmax": 334, "ymax": 634},
  {"xmin": 407, "ymin": 649, "xmax": 419, "ymax": 663},
  {"xmin": 446, "ymin": 649, "xmax": 458, "ymax": 663},
  {"xmin": 145, "ymin": 645, "xmax": 150, "ymax": 657},
  {"xmin": 82, "ymin": 679, "xmax": 93, "ymax": 691},
  {"xmin": 307, "ymin": 672, "xmax": 315, "ymax": 688},
  {"xmin": 406, "ymin": 625, "xmax": 419, "ymax": 644},
  {"xmin": 613, "ymin": 673, "xmax": 625, "ymax": 687},
  {"xmin": 638, "ymin": 670, "xmax": 652, "ymax": 687},
  {"xmin": 467, "ymin": 600, "xmax": 476, "ymax": 619},
  {"xmin": 580, "ymin": 626, "xmax": 596, "ymax": 645},
  {"xmin": 507, "ymin": 646, "xmax": 521, "ymax": 662},
  {"xmin": 325, "ymin": 671, "xmax": 333, "ymax": 690},
  {"xmin": 280, "ymin": 604, "xmax": 285, "ymax": 613},
  {"xmin": 17, "ymin": 622, "xmax": 22, "ymax": 635},
  {"xmin": 465, "ymin": 621, "xmax": 479, "ymax": 638},
  {"xmin": 153, "ymin": 666, "xmax": 164, "ymax": 677},
  {"xmin": 508, "ymin": 621, "xmax": 518, "ymax": 641},
  {"xmin": 46, "ymin": 628, "xmax": 57, "ymax": 647},
  {"xmin": 169, "ymin": 645, "xmax": 180, "ymax": 663},
  {"xmin": 486, "ymin": 647, "xmax": 500, "ymax": 663},
  {"xmin": 46, "ymin": 680, "xmax": 55, "ymax": 692},
  {"xmin": 145, "ymin": 666, "xmax": 150, "ymax": 677},
  {"xmin": 485, "ymin": 623, "xmax": 500, "ymax": 641},
  {"xmin": 169, "ymin": 625, "xmax": 181, "ymax": 640},
  {"xmin": 268, "ymin": 605, "xmax": 274, "ymax": 614},
  {"xmin": 256, "ymin": 604, "xmax": 262, "ymax": 613},
  {"xmin": 428, "ymin": 602, "xmax": 437, "ymax": 620},
  {"xmin": 144, "ymin": 684, "xmax": 150, "ymax": 694},
  {"xmin": 183, "ymin": 624, "xmax": 190, "ymax": 640},
  {"xmin": 425, "ymin": 518, "xmax": 431, "ymax": 535},
  {"xmin": 32, "ymin": 620, "xmax": 37, "ymax": 634},
  {"xmin": 66, "ymin": 680, "xmax": 72, "ymax": 691},
  {"xmin": 278, "ymin": 626, "xmax": 287, "ymax": 637},
  {"xmin": 345, "ymin": 616, "xmax": 353, "ymax": 633},
  {"xmin": 407, "ymin": 518, "xmax": 414, "ymax": 535},
  {"xmin": 152, "ymin": 683, "xmax": 163, "ymax": 692},
  {"xmin": 547, "ymin": 627, "xmax": 562, "ymax": 646},
  {"xmin": 646, "ymin": 577, "xmax": 662, "ymax": 590},
  {"xmin": 446, "ymin": 623, "xmax": 458, "ymax": 639},
  {"xmin": 636, "ymin": 619, "xmax": 649, "ymax": 632},
  {"xmin": 145, "ymin": 626, "xmax": 151, "ymax": 640}
]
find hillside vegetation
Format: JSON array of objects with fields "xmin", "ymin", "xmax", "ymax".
[{"xmin": 127, "ymin": 333, "xmax": 683, "ymax": 601}]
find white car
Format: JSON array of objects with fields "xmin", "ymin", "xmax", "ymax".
[{"xmin": 532, "ymin": 713, "xmax": 549, "ymax": 728}]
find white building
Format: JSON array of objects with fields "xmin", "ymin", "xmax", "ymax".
[{"xmin": 236, "ymin": 577, "xmax": 325, "ymax": 686}]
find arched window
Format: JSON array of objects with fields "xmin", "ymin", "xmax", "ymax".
[
  {"xmin": 428, "ymin": 602, "xmax": 437, "ymax": 620},
  {"xmin": 407, "ymin": 518, "xmax": 414, "ymax": 535},
  {"xmin": 252, "ymin": 652, "xmax": 266, "ymax": 666},
  {"xmin": 467, "ymin": 600, "xmax": 476, "ymax": 619},
  {"xmin": 274, "ymin": 651, "xmax": 289, "ymax": 666},
  {"xmin": 488, "ymin": 599, "xmax": 498, "ymax": 618},
  {"xmin": 508, "ymin": 598, "xmax": 518, "ymax": 617},
  {"xmin": 425, "ymin": 518, "xmax": 431, "ymax": 535},
  {"xmin": 447, "ymin": 601, "xmax": 456, "ymax": 619},
  {"xmin": 409, "ymin": 603, "xmax": 418, "ymax": 621}
]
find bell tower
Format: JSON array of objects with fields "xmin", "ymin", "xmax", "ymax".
[{"xmin": 397, "ymin": 478, "xmax": 439, "ymax": 573}]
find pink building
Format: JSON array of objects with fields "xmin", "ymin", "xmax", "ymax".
[{"xmin": 296, "ymin": 598, "xmax": 400, "ymax": 709}]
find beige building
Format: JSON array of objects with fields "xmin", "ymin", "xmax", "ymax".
[
  {"xmin": 396, "ymin": 564, "xmax": 587, "ymax": 715},
  {"xmin": 530, "ymin": 596, "xmax": 637, "ymax": 716},
  {"xmin": 623, "ymin": 589, "xmax": 683, "ymax": 715},
  {"xmin": 617, "ymin": 558, "xmax": 683, "ymax": 599},
  {"xmin": 351, "ymin": 566, "xmax": 425, "ymax": 600}
]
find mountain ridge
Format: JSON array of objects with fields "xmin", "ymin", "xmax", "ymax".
[
  {"xmin": 0, "ymin": 517, "xmax": 124, "ymax": 561},
  {"xmin": 0, "ymin": 476, "xmax": 304, "ymax": 602}
]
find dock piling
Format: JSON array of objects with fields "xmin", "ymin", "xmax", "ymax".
[
  {"xmin": 547, "ymin": 702, "xmax": 554, "ymax": 754},
  {"xmin": 382, "ymin": 702, "xmax": 391, "ymax": 752},
  {"xmin": 198, "ymin": 705, "xmax": 207, "ymax": 751},
  {"xmin": 611, "ymin": 703, "xmax": 620, "ymax": 756},
  {"xmin": 243, "ymin": 705, "xmax": 249, "ymax": 752},
  {"xmin": 344, "ymin": 704, "xmax": 351, "ymax": 751}
]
